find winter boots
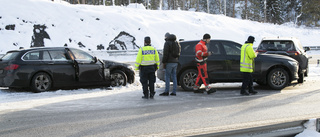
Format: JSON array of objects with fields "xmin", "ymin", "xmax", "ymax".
[
  {"xmin": 193, "ymin": 85, "xmax": 216, "ymax": 94},
  {"xmin": 241, "ymin": 89, "xmax": 258, "ymax": 96}
]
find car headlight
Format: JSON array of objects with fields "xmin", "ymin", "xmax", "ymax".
[
  {"xmin": 288, "ymin": 61, "xmax": 298, "ymax": 66},
  {"xmin": 127, "ymin": 65, "xmax": 135, "ymax": 71}
]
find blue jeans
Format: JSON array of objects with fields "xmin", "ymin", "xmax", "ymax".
[{"xmin": 165, "ymin": 63, "xmax": 178, "ymax": 93}]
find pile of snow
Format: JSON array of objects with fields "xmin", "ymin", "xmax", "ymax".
[
  {"xmin": 0, "ymin": 0, "xmax": 320, "ymax": 54},
  {"xmin": 296, "ymin": 119, "xmax": 320, "ymax": 137}
]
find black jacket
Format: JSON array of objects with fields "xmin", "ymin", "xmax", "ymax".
[{"xmin": 162, "ymin": 34, "xmax": 179, "ymax": 64}]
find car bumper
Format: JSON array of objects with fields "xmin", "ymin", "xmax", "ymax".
[
  {"xmin": 156, "ymin": 68, "xmax": 165, "ymax": 81},
  {"xmin": 291, "ymin": 66, "xmax": 299, "ymax": 80},
  {"xmin": 127, "ymin": 69, "xmax": 135, "ymax": 84},
  {"xmin": 0, "ymin": 75, "xmax": 28, "ymax": 88}
]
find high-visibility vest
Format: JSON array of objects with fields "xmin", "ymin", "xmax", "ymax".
[
  {"xmin": 240, "ymin": 43, "xmax": 256, "ymax": 73},
  {"xmin": 135, "ymin": 45, "xmax": 160, "ymax": 70}
]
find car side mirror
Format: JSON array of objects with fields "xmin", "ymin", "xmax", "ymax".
[
  {"xmin": 304, "ymin": 47, "xmax": 311, "ymax": 52},
  {"xmin": 93, "ymin": 56, "xmax": 98, "ymax": 63}
]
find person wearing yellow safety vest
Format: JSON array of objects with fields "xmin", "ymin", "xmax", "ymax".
[
  {"xmin": 135, "ymin": 36, "xmax": 160, "ymax": 99},
  {"xmin": 240, "ymin": 36, "xmax": 258, "ymax": 96}
]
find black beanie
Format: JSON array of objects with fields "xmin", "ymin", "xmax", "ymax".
[
  {"xmin": 247, "ymin": 36, "xmax": 255, "ymax": 43},
  {"xmin": 144, "ymin": 36, "xmax": 151, "ymax": 43},
  {"xmin": 203, "ymin": 33, "xmax": 211, "ymax": 39}
]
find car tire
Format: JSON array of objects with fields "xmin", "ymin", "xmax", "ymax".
[
  {"xmin": 111, "ymin": 70, "xmax": 127, "ymax": 87},
  {"xmin": 31, "ymin": 72, "xmax": 52, "ymax": 93},
  {"xmin": 267, "ymin": 68, "xmax": 289, "ymax": 90},
  {"xmin": 298, "ymin": 73, "xmax": 304, "ymax": 83},
  {"xmin": 179, "ymin": 69, "xmax": 198, "ymax": 91}
]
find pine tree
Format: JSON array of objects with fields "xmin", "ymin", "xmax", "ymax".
[
  {"xmin": 301, "ymin": 0, "xmax": 320, "ymax": 27},
  {"xmin": 266, "ymin": 0, "xmax": 283, "ymax": 24}
]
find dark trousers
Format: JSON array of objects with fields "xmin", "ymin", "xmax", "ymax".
[
  {"xmin": 139, "ymin": 65, "xmax": 156, "ymax": 97},
  {"xmin": 241, "ymin": 72, "xmax": 254, "ymax": 91}
]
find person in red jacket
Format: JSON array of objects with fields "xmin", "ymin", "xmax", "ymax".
[{"xmin": 193, "ymin": 33, "xmax": 216, "ymax": 94}]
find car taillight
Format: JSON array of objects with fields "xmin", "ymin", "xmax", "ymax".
[
  {"xmin": 286, "ymin": 51, "xmax": 300, "ymax": 55},
  {"xmin": 4, "ymin": 64, "xmax": 19, "ymax": 70},
  {"xmin": 256, "ymin": 50, "xmax": 266, "ymax": 53}
]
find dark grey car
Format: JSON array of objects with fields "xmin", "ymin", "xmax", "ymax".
[
  {"xmin": 0, "ymin": 47, "xmax": 135, "ymax": 92},
  {"xmin": 157, "ymin": 39, "xmax": 299, "ymax": 90}
]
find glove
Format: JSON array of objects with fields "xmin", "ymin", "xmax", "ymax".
[{"xmin": 154, "ymin": 64, "xmax": 158, "ymax": 71}]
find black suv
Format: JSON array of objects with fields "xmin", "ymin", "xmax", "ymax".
[
  {"xmin": 157, "ymin": 40, "xmax": 299, "ymax": 90},
  {"xmin": 256, "ymin": 37, "xmax": 310, "ymax": 83},
  {"xmin": 0, "ymin": 47, "xmax": 135, "ymax": 92}
]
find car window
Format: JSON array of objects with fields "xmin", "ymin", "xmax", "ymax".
[
  {"xmin": 1, "ymin": 52, "xmax": 20, "ymax": 61},
  {"xmin": 49, "ymin": 50, "xmax": 67, "ymax": 61},
  {"xmin": 221, "ymin": 41, "xmax": 241, "ymax": 55},
  {"xmin": 42, "ymin": 51, "xmax": 51, "ymax": 60},
  {"xmin": 207, "ymin": 42, "xmax": 221, "ymax": 55},
  {"xmin": 23, "ymin": 51, "xmax": 51, "ymax": 61},
  {"xmin": 70, "ymin": 48, "xmax": 94, "ymax": 61},
  {"xmin": 180, "ymin": 41, "xmax": 198, "ymax": 55},
  {"xmin": 259, "ymin": 40, "xmax": 295, "ymax": 51},
  {"xmin": 23, "ymin": 51, "xmax": 40, "ymax": 60}
]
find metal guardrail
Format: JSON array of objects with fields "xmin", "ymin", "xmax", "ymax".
[
  {"xmin": 307, "ymin": 46, "xmax": 320, "ymax": 50},
  {"xmin": 191, "ymin": 119, "xmax": 320, "ymax": 137},
  {"xmin": 90, "ymin": 49, "xmax": 163, "ymax": 56}
]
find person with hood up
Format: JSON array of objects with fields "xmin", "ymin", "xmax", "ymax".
[
  {"xmin": 159, "ymin": 33, "xmax": 180, "ymax": 96},
  {"xmin": 240, "ymin": 36, "xmax": 258, "ymax": 96}
]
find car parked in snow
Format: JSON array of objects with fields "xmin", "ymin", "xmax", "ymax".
[
  {"xmin": 157, "ymin": 39, "xmax": 299, "ymax": 90},
  {"xmin": 256, "ymin": 37, "xmax": 310, "ymax": 83},
  {"xmin": 0, "ymin": 47, "xmax": 135, "ymax": 92}
]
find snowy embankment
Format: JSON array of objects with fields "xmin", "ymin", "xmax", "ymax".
[
  {"xmin": 0, "ymin": 0, "xmax": 320, "ymax": 54},
  {"xmin": 0, "ymin": 0, "xmax": 320, "ymax": 136}
]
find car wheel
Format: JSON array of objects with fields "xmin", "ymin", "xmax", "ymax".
[
  {"xmin": 179, "ymin": 69, "xmax": 198, "ymax": 91},
  {"xmin": 298, "ymin": 73, "xmax": 304, "ymax": 83},
  {"xmin": 31, "ymin": 72, "xmax": 52, "ymax": 93},
  {"xmin": 111, "ymin": 70, "xmax": 127, "ymax": 87},
  {"xmin": 267, "ymin": 68, "xmax": 289, "ymax": 90}
]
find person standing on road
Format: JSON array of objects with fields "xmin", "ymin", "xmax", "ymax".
[
  {"xmin": 240, "ymin": 36, "xmax": 258, "ymax": 96},
  {"xmin": 135, "ymin": 36, "xmax": 160, "ymax": 99},
  {"xmin": 193, "ymin": 33, "xmax": 216, "ymax": 94},
  {"xmin": 159, "ymin": 33, "xmax": 181, "ymax": 96}
]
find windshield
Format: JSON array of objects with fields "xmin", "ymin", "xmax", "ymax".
[
  {"xmin": 1, "ymin": 52, "xmax": 20, "ymax": 61},
  {"xmin": 258, "ymin": 40, "xmax": 296, "ymax": 51}
]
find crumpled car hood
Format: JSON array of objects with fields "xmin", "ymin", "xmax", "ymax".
[{"xmin": 102, "ymin": 60, "xmax": 130, "ymax": 68}]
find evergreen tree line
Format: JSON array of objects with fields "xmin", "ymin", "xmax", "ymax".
[{"xmin": 62, "ymin": 0, "xmax": 320, "ymax": 27}]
